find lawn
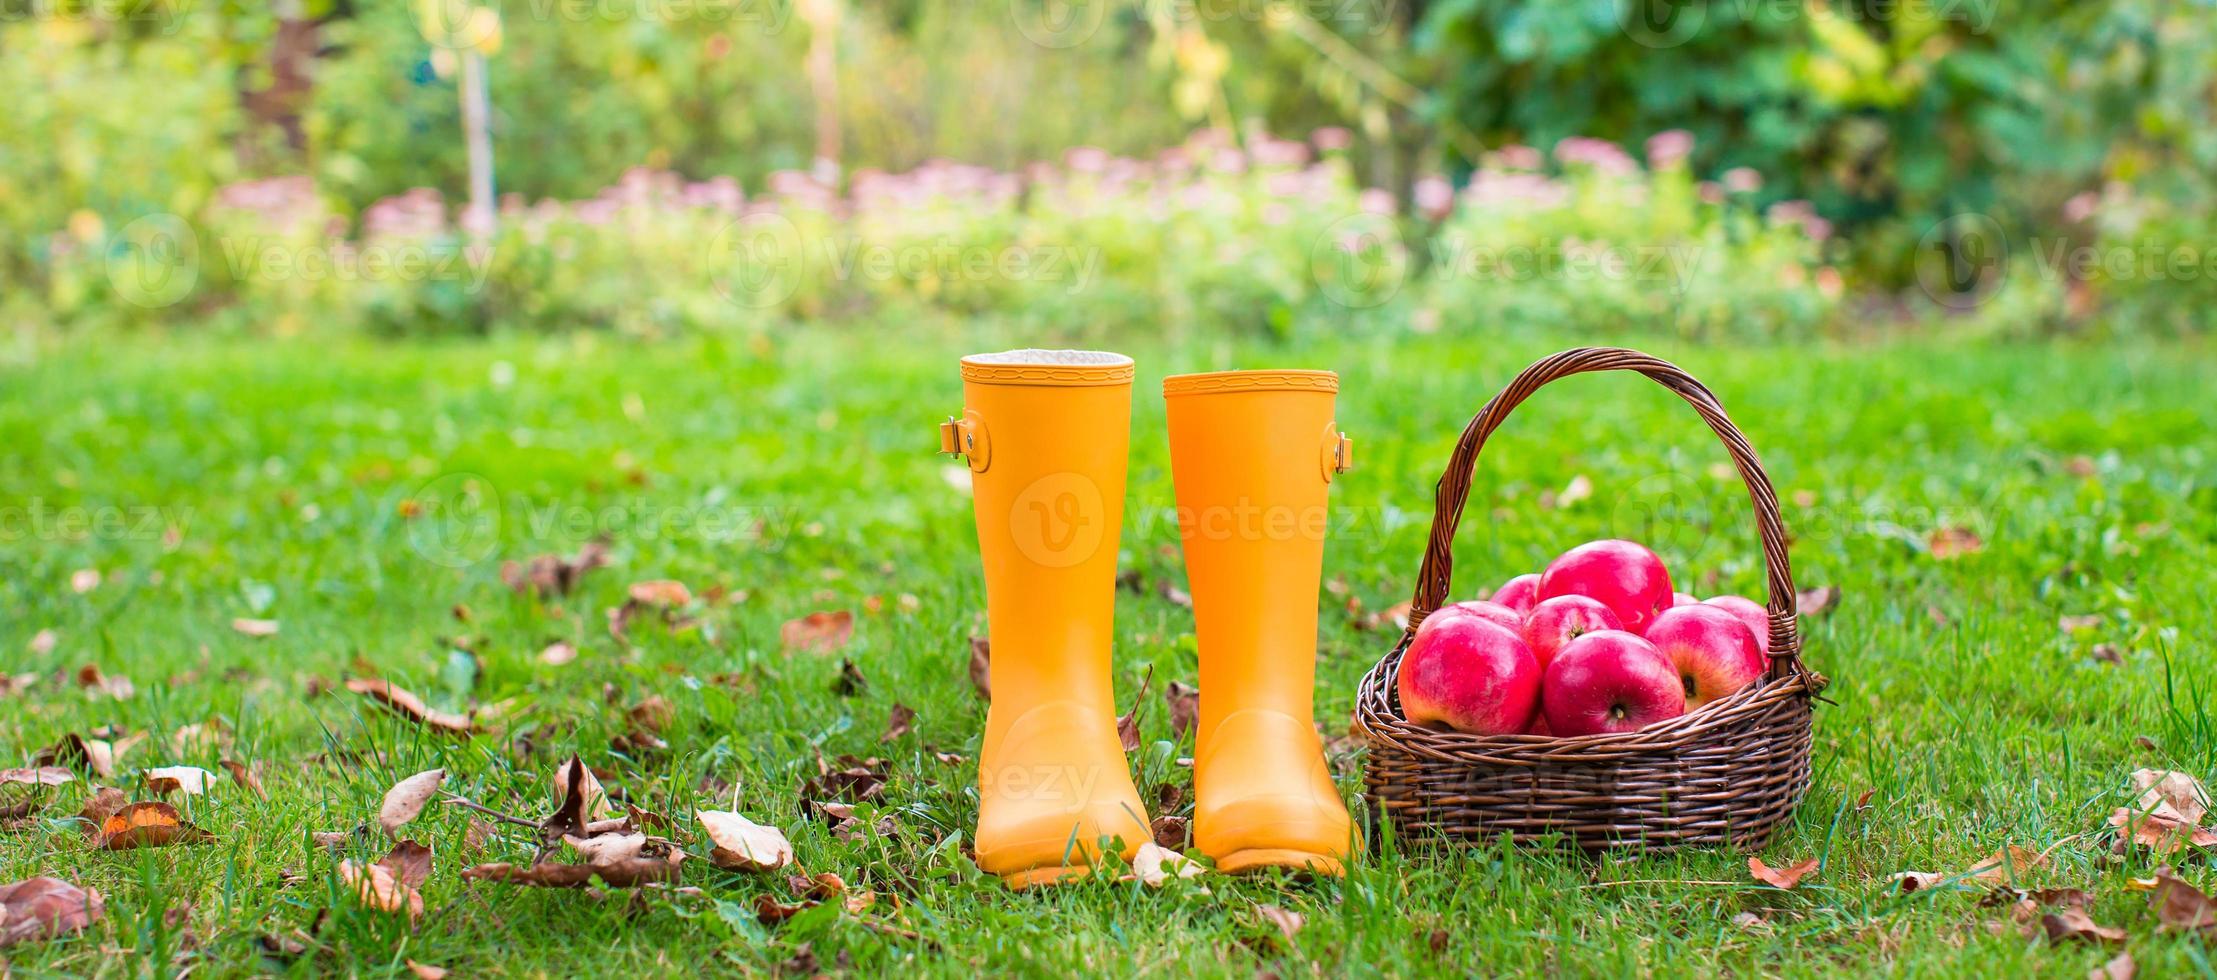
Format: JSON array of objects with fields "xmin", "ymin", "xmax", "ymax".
[{"xmin": 2, "ymin": 323, "xmax": 2213, "ymax": 976}]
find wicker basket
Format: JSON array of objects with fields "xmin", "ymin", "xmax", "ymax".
[{"xmin": 1354, "ymin": 347, "xmax": 1827, "ymax": 853}]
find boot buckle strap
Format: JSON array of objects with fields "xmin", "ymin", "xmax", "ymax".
[
  {"xmin": 939, "ymin": 411, "xmax": 992, "ymax": 472},
  {"xmin": 1321, "ymin": 424, "xmax": 1353, "ymax": 481}
]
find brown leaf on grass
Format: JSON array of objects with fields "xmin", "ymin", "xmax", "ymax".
[
  {"xmin": 2041, "ymin": 908, "xmax": 2126, "ymax": 945},
  {"xmin": 1116, "ymin": 668, "xmax": 1154, "ymax": 753},
  {"xmin": 628, "ymin": 696, "xmax": 675, "ymax": 734},
  {"xmin": 1797, "ymin": 586, "xmax": 1841, "ymax": 617},
  {"xmin": 1749, "ymin": 856, "xmax": 1820, "ymax": 889},
  {"xmin": 1928, "ymin": 527, "xmax": 1985, "ymax": 559},
  {"xmin": 2059, "ymin": 614, "xmax": 2103, "ymax": 632},
  {"xmin": 782, "ymin": 611, "xmax": 854, "ymax": 654},
  {"xmin": 28, "ymin": 628, "xmax": 58, "ymax": 656},
  {"xmin": 1157, "ymin": 580, "xmax": 1192, "ymax": 608},
  {"xmin": 832, "ymin": 658, "xmax": 868, "ymax": 696},
  {"xmin": 1968, "ymin": 844, "xmax": 2047, "ymax": 884},
  {"xmin": 2090, "ymin": 951, "xmax": 2136, "ymax": 980},
  {"xmin": 342, "ymin": 840, "xmax": 433, "ymax": 919},
  {"xmin": 219, "ymin": 759, "xmax": 267, "ymax": 800},
  {"xmin": 73, "ymin": 665, "xmax": 133, "ymax": 701},
  {"xmin": 35, "ymin": 733, "xmax": 138, "ymax": 778},
  {"xmin": 803, "ymin": 755, "xmax": 886, "ymax": 803},
  {"xmin": 74, "ymin": 787, "xmax": 128, "ymax": 833},
  {"xmin": 407, "ymin": 961, "xmax": 449, "ymax": 980},
  {"xmin": 1891, "ymin": 871, "xmax": 1944, "ymax": 893},
  {"xmin": 545, "ymin": 756, "xmax": 615, "ymax": 840},
  {"xmin": 0, "ymin": 768, "xmax": 74, "ymax": 790},
  {"xmin": 628, "ymin": 580, "xmax": 693, "ymax": 608},
  {"xmin": 379, "ymin": 769, "xmax": 447, "ymax": 836},
  {"xmin": 344, "ymin": 679, "xmax": 475, "ymax": 735},
  {"xmin": 2130, "ymin": 769, "xmax": 2211, "ymax": 824},
  {"xmin": 967, "ymin": 636, "xmax": 991, "ymax": 700},
  {"xmin": 1128, "ymin": 841, "xmax": 1204, "ymax": 887},
  {"xmin": 97, "ymin": 801, "xmax": 213, "ymax": 850},
  {"xmin": 698, "ymin": 810, "xmax": 795, "ymax": 871},
  {"xmin": 2110, "ymin": 807, "xmax": 2217, "ymax": 855},
  {"xmin": 1164, "ymin": 682, "xmax": 1200, "ymax": 741},
  {"xmin": 0, "ymin": 876, "xmax": 105, "ymax": 948},
  {"xmin": 461, "ymin": 849, "xmax": 683, "ymax": 889},
  {"xmin": 538, "ymin": 642, "xmax": 578, "ymax": 666},
  {"xmin": 1256, "ymin": 904, "xmax": 1305, "ymax": 941},
  {"xmin": 232, "ymin": 618, "xmax": 280, "ymax": 637},
  {"xmin": 2148, "ymin": 868, "xmax": 2217, "ymax": 934},
  {"xmin": 881, "ymin": 703, "xmax": 914, "ymax": 743},
  {"xmin": 143, "ymin": 767, "xmax": 217, "ymax": 796},
  {"xmin": 753, "ymin": 893, "xmax": 816, "ymax": 924},
  {"xmin": 500, "ymin": 540, "xmax": 610, "ymax": 597},
  {"xmin": 2092, "ymin": 644, "xmax": 2124, "ymax": 665},
  {"xmin": 1151, "ymin": 815, "xmax": 1190, "ymax": 850},
  {"xmin": 1361, "ymin": 601, "xmax": 1414, "ymax": 633}
]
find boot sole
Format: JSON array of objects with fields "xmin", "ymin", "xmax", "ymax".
[{"xmin": 1214, "ymin": 848, "xmax": 1345, "ymax": 877}]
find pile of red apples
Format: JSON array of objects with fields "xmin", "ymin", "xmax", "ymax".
[{"xmin": 1397, "ymin": 539, "xmax": 1773, "ymax": 737}]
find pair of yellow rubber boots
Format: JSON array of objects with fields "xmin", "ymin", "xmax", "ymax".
[{"xmin": 941, "ymin": 349, "xmax": 1355, "ymax": 887}]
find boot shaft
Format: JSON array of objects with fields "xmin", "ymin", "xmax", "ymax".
[{"xmin": 1162, "ymin": 370, "xmax": 1348, "ymax": 730}]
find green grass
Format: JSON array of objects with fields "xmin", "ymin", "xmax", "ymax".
[{"xmin": 2, "ymin": 323, "xmax": 2214, "ymax": 976}]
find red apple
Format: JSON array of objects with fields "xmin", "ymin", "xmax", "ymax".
[
  {"xmin": 1673, "ymin": 591, "xmax": 1698, "ymax": 607},
  {"xmin": 1397, "ymin": 615, "xmax": 1541, "ymax": 736},
  {"xmin": 1541, "ymin": 630, "xmax": 1687, "ymax": 736},
  {"xmin": 1521, "ymin": 594, "xmax": 1622, "ymax": 671},
  {"xmin": 1537, "ymin": 539, "xmax": 1675, "ymax": 634},
  {"xmin": 1701, "ymin": 594, "xmax": 1771, "ymax": 655},
  {"xmin": 1488, "ymin": 573, "xmax": 1541, "ymax": 615},
  {"xmin": 1643, "ymin": 604, "xmax": 1767, "ymax": 708},
  {"xmin": 1438, "ymin": 599, "xmax": 1522, "ymax": 634}
]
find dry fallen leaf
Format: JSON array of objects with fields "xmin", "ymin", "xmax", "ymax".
[
  {"xmin": 2130, "ymin": 769, "xmax": 2211, "ymax": 824},
  {"xmin": 219, "ymin": 759, "xmax": 267, "ymax": 800},
  {"xmin": 28, "ymin": 628, "xmax": 58, "ymax": 656},
  {"xmin": 1164, "ymin": 682, "xmax": 1200, "ymax": 741},
  {"xmin": 344, "ymin": 679, "xmax": 475, "ymax": 735},
  {"xmin": 74, "ymin": 787, "xmax": 128, "ymax": 834},
  {"xmin": 550, "ymin": 756, "xmax": 614, "ymax": 827},
  {"xmin": 0, "ymin": 767, "xmax": 74, "ymax": 790},
  {"xmin": 1891, "ymin": 871, "xmax": 1944, "ymax": 893},
  {"xmin": 143, "ymin": 766, "xmax": 217, "ymax": 797},
  {"xmin": 407, "ymin": 961, "xmax": 449, "ymax": 980},
  {"xmin": 2110, "ymin": 807, "xmax": 2217, "ymax": 855},
  {"xmin": 2090, "ymin": 951, "xmax": 2136, "ymax": 980},
  {"xmin": 628, "ymin": 580, "xmax": 693, "ymax": 608},
  {"xmin": 74, "ymin": 665, "xmax": 133, "ymax": 701},
  {"xmin": 1157, "ymin": 580, "xmax": 1192, "ymax": 608},
  {"xmin": 881, "ymin": 703, "xmax": 915, "ymax": 743},
  {"xmin": 698, "ymin": 810, "xmax": 795, "ymax": 871},
  {"xmin": 1797, "ymin": 586, "xmax": 1841, "ymax": 617},
  {"xmin": 232, "ymin": 618, "xmax": 280, "ymax": 637},
  {"xmin": 379, "ymin": 769, "xmax": 447, "ymax": 836},
  {"xmin": 462, "ymin": 850, "xmax": 682, "ymax": 889},
  {"xmin": 538, "ymin": 641, "xmax": 578, "ymax": 666},
  {"xmin": 1547, "ymin": 474, "xmax": 1594, "ymax": 509},
  {"xmin": 1151, "ymin": 815, "xmax": 1190, "ymax": 850},
  {"xmin": 2148, "ymin": 868, "xmax": 2217, "ymax": 933},
  {"xmin": 97, "ymin": 801, "xmax": 213, "ymax": 850},
  {"xmin": 36, "ymin": 733, "xmax": 136, "ymax": 779},
  {"xmin": 1928, "ymin": 527, "xmax": 1985, "ymax": 559},
  {"xmin": 1968, "ymin": 844, "xmax": 2047, "ymax": 884},
  {"xmin": 1129, "ymin": 841, "xmax": 1204, "ymax": 887},
  {"xmin": 2059, "ymin": 613, "xmax": 2103, "ymax": 632},
  {"xmin": 832, "ymin": 659, "xmax": 868, "ymax": 696},
  {"xmin": 2041, "ymin": 908, "xmax": 2126, "ymax": 945},
  {"xmin": 1257, "ymin": 904, "xmax": 1305, "ymax": 941},
  {"xmin": 341, "ymin": 840, "xmax": 432, "ymax": 919},
  {"xmin": 501, "ymin": 540, "xmax": 610, "ymax": 597},
  {"xmin": 0, "ymin": 876, "xmax": 105, "ymax": 948},
  {"xmin": 967, "ymin": 636, "xmax": 991, "ymax": 700},
  {"xmin": 781, "ymin": 611, "xmax": 855, "ymax": 654},
  {"xmin": 1749, "ymin": 856, "xmax": 1820, "ymax": 889}
]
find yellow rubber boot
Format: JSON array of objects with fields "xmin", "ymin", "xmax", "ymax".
[
  {"xmin": 943, "ymin": 349, "xmax": 1152, "ymax": 888},
  {"xmin": 1164, "ymin": 370, "xmax": 1356, "ymax": 876}
]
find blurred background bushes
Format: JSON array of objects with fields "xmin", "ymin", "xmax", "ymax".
[{"xmin": 2, "ymin": 0, "xmax": 2210, "ymax": 337}]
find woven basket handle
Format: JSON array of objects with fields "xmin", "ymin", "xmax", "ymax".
[{"xmin": 1406, "ymin": 347, "xmax": 1803, "ymax": 678}]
